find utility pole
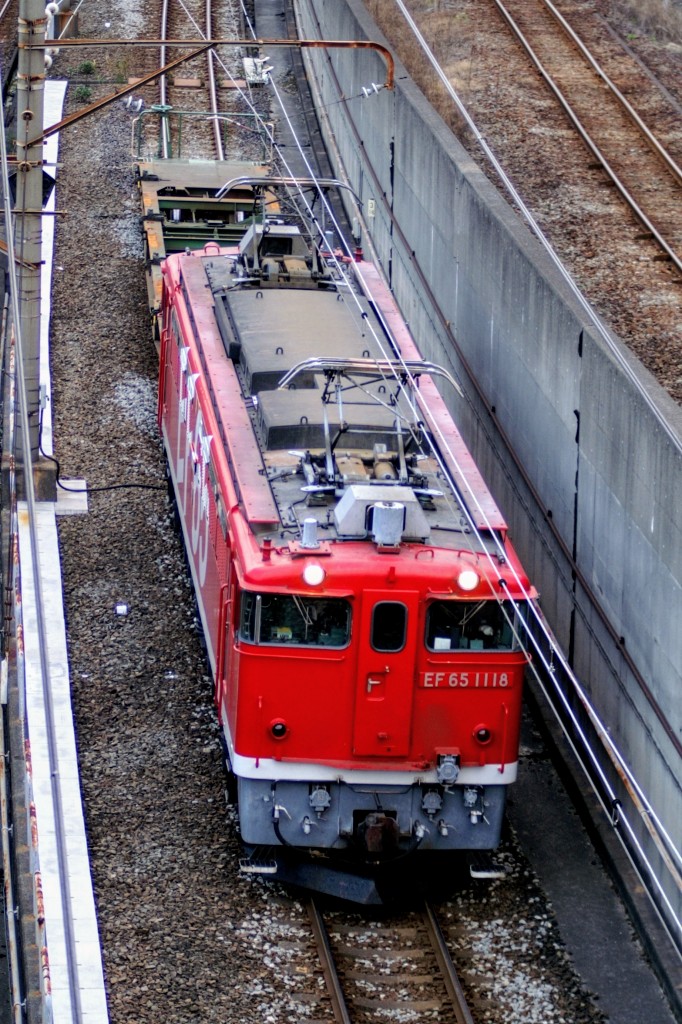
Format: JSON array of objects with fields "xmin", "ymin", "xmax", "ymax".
[{"xmin": 14, "ymin": 0, "xmax": 55, "ymax": 498}]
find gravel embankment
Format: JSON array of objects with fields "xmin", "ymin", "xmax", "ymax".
[{"xmin": 43, "ymin": 1, "xmax": 668, "ymax": 1021}]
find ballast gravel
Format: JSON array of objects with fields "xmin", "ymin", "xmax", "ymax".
[{"xmin": 41, "ymin": 0, "xmax": 660, "ymax": 1021}]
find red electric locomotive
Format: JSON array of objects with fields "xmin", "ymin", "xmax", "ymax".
[{"xmin": 158, "ymin": 201, "xmax": 536, "ymax": 900}]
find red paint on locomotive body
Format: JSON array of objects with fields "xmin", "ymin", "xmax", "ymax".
[{"xmin": 158, "ymin": 220, "xmax": 536, "ymax": 866}]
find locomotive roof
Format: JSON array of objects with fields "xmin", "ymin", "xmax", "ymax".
[{"xmin": 172, "ymin": 223, "xmax": 509, "ymax": 555}]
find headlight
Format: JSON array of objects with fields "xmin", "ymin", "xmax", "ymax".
[
  {"xmin": 302, "ymin": 563, "xmax": 325, "ymax": 586},
  {"xmin": 457, "ymin": 568, "xmax": 479, "ymax": 591}
]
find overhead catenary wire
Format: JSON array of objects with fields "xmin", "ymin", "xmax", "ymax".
[
  {"xmin": 217, "ymin": 5, "xmax": 682, "ymax": 939},
  {"xmin": 128, "ymin": 0, "xmax": 680, "ymax": 945},
  {"xmin": 389, "ymin": 0, "xmax": 682, "ymax": 904},
  {"xmin": 270, "ymin": 63, "xmax": 682, "ymax": 873}
]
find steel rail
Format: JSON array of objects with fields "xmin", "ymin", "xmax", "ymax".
[
  {"xmin": 302, "ymin": 0, "xmax": 682, "ymax": 941},
  {"xmin": 596, "ymin": 15, "xmax": 682, "ymax": 122},
  {"xmin": 306, "ymin": 899, "xmax": 352, "ymax": 1024},
  {"xmin": 307, "ymin": 0, "xmax": 682, "ymax": 763},
  {"xmin": 539, "ymin": 0, "xmax": 682, "ymax": 187},
  {"xmin": 423, "ymin": 903, "xmax": 475, "ymax": 1024},
  {"xmin": 36, "ymin": 44, "xmax": 212, "ymax": 142},
  {"xmin": 382, "ymin": 0, "xmax": 682, "ymax": 458},
  {"xmin": 307, "ymin": 897, "xmax": 476, "ymax": 1024},
  {"xmin": 160, "ymin": 0, "xmax": 221, "ymax": 159},
  {"xmin": 162, "ymin": 0, "xmax": 225, "ymax": 160},
  {"xmin": 205, "ymin": 0, "xmax": 224, "ymax": 161},
  {"xmin": 491, "ymin": 0, "xmax": 682, "ymax": 275},
  {"xmin": 160, "ymin": 0, "xmax": 170, "ymax": 157}
]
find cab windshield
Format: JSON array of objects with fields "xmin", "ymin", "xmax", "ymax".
[
  {"xmin": 425, "ymin": 599, "xmax": 524, "ymax": 652},
  {"xmin": 239, "ymin": 592, "xmax": 351, "ymax": 648}
]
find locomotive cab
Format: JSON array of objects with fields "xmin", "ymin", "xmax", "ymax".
[{"xmin": 230, "ymin": 570, "xmax": 530, "ymax": 860}]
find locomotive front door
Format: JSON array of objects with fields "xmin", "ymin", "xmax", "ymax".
[{"xmin": 352, "ymin": 590, "xmax": 419, "ymax": 757}]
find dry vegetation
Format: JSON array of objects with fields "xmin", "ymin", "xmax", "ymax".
[
  {"xmin": 610, "ymin": 0, "xmax": 682, "ymax": 41},
  {"xmin": 402, "ymin": 0, "xmax": 682, "ymax": 43}
]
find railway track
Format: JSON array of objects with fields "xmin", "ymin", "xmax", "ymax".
[
  {"xmin": 491, "ymin": 0, "xmax": 682, "ymax": 273},
  {"xmin": 369, "ymin": 0, "xmax": 682, "ymax": 398},
  {"xmin": 128, "ymin": 0, "xmax": 248, "ymax": 162},
  {"xmin": 158, "ymin": 0, "xmax": 226, "ymax": 160},
  {"xmin": 14, "ymin": 0, "xmax": 674, "ymax": 1021},
  {"xmin": 306, "ymin": 898, "xmax": 475, "ymax": 1024},
  {"xmin": 301, "ymin": 0, "xmax": 681, "ymax": 1000}
]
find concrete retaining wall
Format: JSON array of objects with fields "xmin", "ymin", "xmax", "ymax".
[{"xmin": 296, "ymin": 0, "xmax": 682, "ymax": 931}]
